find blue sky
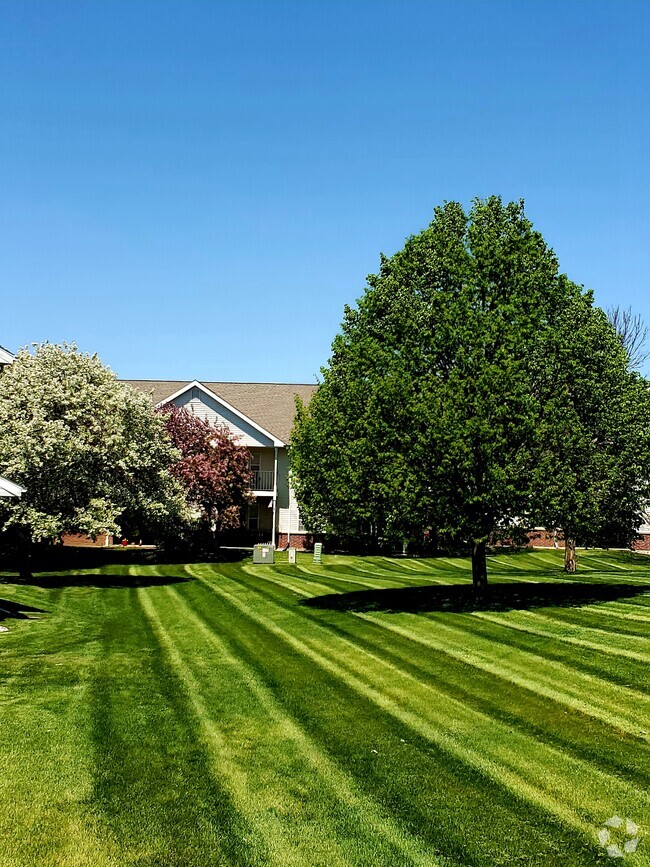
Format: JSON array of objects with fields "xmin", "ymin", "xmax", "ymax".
[{"xmin": 2, "ymin": 0, "xmax": 649, "ymax": 381}]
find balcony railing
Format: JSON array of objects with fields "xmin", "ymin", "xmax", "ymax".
[{"xmin": 251, "ymin": 470, "xmax": 274, "ymax": 491}]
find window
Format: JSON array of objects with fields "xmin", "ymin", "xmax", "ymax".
[{"xmin": 247, "ymin": 503, "xmax": 259, "ymax": 530}]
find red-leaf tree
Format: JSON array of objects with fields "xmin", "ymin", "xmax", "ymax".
[{"xmin": 158, "ymin": 405, "xmax": 254, "ymax": 539}]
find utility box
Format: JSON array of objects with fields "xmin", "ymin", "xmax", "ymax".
[
  {"xmin": 287, "ymin": 547, "xmax": 296, "ymax": 565},
  {"xmin": 253, "ymin": 544, "xmax": 274, "ymax": 565},
  {"xmin": 313, "ymin": 542, "xmax": 323, "ymax": 564}
]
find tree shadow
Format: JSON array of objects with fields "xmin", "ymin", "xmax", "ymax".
[
  {"xmin": 0, "ymin": 545, "xmax": 252, "ymax": 574},
  {"xmin": 301, "ymin": 581, "xmax": 650, "ymax": 615},
  {"xmin": 18, "ymin": 573, "xmax": 193, "ymax": 590},
  {"xmin": 0, "ymin": 598, "xmax": 48, "ymax": 623}
]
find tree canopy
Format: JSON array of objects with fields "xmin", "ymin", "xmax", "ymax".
[
  {"xmin": 291, "ymin": 197, "xmax": 650, "ymax": 590},
  {"xmin": 531, "ymin": 293, "xmax": 650, "ymax": 569},
  {"xmin": 158, "ymin": 405, "xmax": 254, "ymax": 543},
  {"xmin": 0, "ymin": 343, "xmax": 187, "ymax": 556}
]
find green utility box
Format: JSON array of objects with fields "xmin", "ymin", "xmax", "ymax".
[{"xmin": 253, "ymin": 544, "xmax": 274, "ymax": 564}]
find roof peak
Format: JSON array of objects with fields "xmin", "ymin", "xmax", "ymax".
[
  {"xmin": 122, "ymin": 378, "xmax": 317, "ymax": 386},
  {"xmin": 125, "ymin": 379, "xmax": 317, "ymax": 443}
]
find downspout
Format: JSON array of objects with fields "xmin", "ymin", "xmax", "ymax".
[
  {"xmin": 287, "ymin": 472, "xmax": 291, "ymax": 552},
  {"xmin": 271, "ymin": 446, "xmax": 278, "ymax": 547}
]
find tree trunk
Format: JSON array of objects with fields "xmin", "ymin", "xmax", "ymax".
[
  {"xmin": 564, "ymin": 537, "xmax": 577, "ymax": 573},
  {"xmin": 17, "ymin": 550, "xmax": 33, "ymax": 583},
  {"xmin": 472, "ymin": 540, "xmax": 488, "ymax": 595}
]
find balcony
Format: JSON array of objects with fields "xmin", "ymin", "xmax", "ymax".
[{"xmin": 251, "ymin": 470, "xmax": 274, "ymax": 492}]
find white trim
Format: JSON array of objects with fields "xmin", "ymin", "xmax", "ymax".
[
  {"xmin": 156, "ymin": 380, "xmax": 285, "ymax": 447},
  {"xmin": 0, "ymin": 476, "xmax": 25, "ymax": 498},
  {"xmin": 271, "ymin": 447, "xmax": 278, "ymax": 547},
  {"xmin": 0, "ymin": 346, "xmax": 14, "ymax": 365}
]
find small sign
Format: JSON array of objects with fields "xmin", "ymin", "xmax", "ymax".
[
  {"xmin": 313, "ymin": 542, "xmax": 323, "ymax": 564},
  {"xmin": 288, "ymin": 547, "xmax": 296, "ymax": 564}
]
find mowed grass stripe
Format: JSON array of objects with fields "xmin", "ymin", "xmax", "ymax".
[
  {"xmin": 190, "ymin": 564, "xmax": 650, "ymax": 841},
  {"xmin": 242, "ymin": 561, "xmax": 650, "ymax": 690},
  {"xmin": 178, "ymin": 568, "xmax": 598, "ymax": 866},
  {"xmin": 296, "ymin": 567, "xmax": 417, "ymax": 589},
  {"xmin": 252, "ymin": 566, "xmax": 345, "ymax": 597},
  {"xmin": 0, "ymin": 586, "xmax": 120, "ymax": 867},
  {"xmin": 249, "ymin": 562, "xmax": 434, "ymax": 601},
  {"xmin": 318, "ymin": 557, "xmax": 470, "ymax": 583},
  {"xmin": 230, "ymin": 565, "xmax": 650, "ymax": 784},
  {"xmin": 139, "ymin": 586, "xmax": 309, "ymax": 867},
  {"xmin": 542, "ymin": 605, "xmax": 650, "ymax": 637},
  {"xmin": 433, "ymin": 607, "xmax": 649, "ymax": 694},
  {"xmin": 357, "ymin": 610, "xmax": 649, "ymax": 738},
  {"xmin": 257, "ymin": 562, "xmax": 433, "ymax": 595},
  {"xmin": 472, "ymin": 610, "xmax": 650, "ymax": 662},
  {"xmin": 504, "ymin": 551, "xmax": 649, "ymax": 578},
  {"xmin": 234, "ymin": 568, "xmax": 650, "ymax": 785},
  {"xmin": 509, "ymin": 608, "xmax": 650, "ymax": 651},
  {"xmin": 579, "ymin": 554, "xmax": 650, "ymax": 575},
  {"xmin": 159, "ymin": 583, "xmax": 448, "ymax": 867},
  {"xmin": 589, "ymin": 597, "xmax": 650, "ymax": 623},
  {"xmin": 486, "ymin": 555, "xmax": 558, "ymax": 576},
  {"xmin": 90, "ymin": 576, "xmax": 258, "ymax": 867},
  {"xmin": 237, "ymin": 563, "xmax": 649, "ymax": 736},
  {"xmin": 143, "ymin": 580, "xmax": 451, "ymax": 866}
]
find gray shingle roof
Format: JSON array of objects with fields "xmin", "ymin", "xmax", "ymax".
[{"xmin": 123, "ymin": 380, "xmax": 317, "ymax": 444}]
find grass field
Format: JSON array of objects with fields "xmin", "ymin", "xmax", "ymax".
[{"xmin": 1, "ymin": 548, "xmax": 649, "ymax": 866}]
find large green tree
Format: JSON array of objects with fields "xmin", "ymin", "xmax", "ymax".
[
  {"xmin": 292, "ymin": 197, "xmax": 650, "ymax": 591},
  {"xmin": 0, "ymin": 343, "xmax": 187, "ymax": 570}
]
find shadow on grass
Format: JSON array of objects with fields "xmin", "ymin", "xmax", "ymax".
[
  {"xmin": 0, "ymin": 546, "xmax": 252, "ymax": 577},
  {"xmin": 0, "ymin": 598, "xmax": 48, "ymax": 622},
  {"xmin": 301, "ymin": 581, "xmax": 650, "ymax": 615},
  {"xmin": 23, "ymin": 573, "xmax": 194, "ymax": 589}
]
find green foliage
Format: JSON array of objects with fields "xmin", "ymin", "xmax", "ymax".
[
  {"xmin": 292, "ymin": 197, "xmax": 650, "ymax": 580},
  {"xmin": 531, "ymin": 292, "xmax": 650, "ymax": 547},
  {"xmin": 0, "ymin": 343, "xmax": 187, "ymax": 544},
  {"xmin": 293, "ymin": 199, "xmax": 557, "ymax": 548}
]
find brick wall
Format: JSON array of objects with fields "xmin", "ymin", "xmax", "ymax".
[
  {"xmin": 527, "ymin": 530, "xmax": 558, "ymax": 548},
  {"xmin": 277, "ymin": 533, "xmax": 316, "ymax": 551},
  {"xmin": 527, "ymin": 529, "xmax": 650, "ymax": 552},
  {"xmin": 61, "ymin": 533, "xmax": 113, "ymax": 547}
]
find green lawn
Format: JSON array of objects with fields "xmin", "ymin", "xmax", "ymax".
[{"xmin": 1, "ymin": 549, "xmax": 649, "ymax": 866}]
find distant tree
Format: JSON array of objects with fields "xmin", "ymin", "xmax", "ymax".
[
  {"xmin": 532, "ymin": 295, "xmax": 650, "ymax": 571},
  {"xmin": 158, "ymin": 405, "xmax": 253, "ymax": 544},
  {"xmin": 0, "ymin": 344, "xmax": 187, "ymax": 576},
  {"xmin": 607, "ymin": 305, "xmax": 649, "ymax": 370}
]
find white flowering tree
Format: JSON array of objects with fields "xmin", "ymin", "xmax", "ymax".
[{"xmin": 0, "ymin": 343, "xmax": 187, "ymax": 574}]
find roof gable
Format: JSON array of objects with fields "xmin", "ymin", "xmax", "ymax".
[
  {"xmin": 123, "ymin": 379, "xmax": 317, "ymax": 443},
  {"xmin": 161, "ymin": 381, "xmax": 282, "ymax": 447}
]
